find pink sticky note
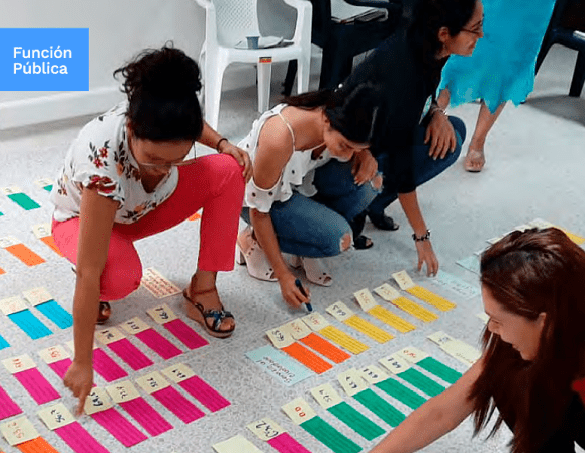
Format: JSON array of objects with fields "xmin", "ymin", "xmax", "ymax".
[
  {"xmin": 152, "ymin": 386, "xmax": 205, "ymax": 424},
  {"xmin": 0, "ymin": 384, "xmax": 22, "ymax": 420},
  {"xmin": 107, "ymin": 338, "xmax": 153, "ymax": 371},
  {"xmin": 268, "ymin": 433, "xmax": 312, "ymax": 453},
  {"xmin": 14, "ymin": 367, "xmax": 60, "ymax": 404},
  {"xmin": 48, "ymin": 357, "xmax": 72, "ymax": 379},
  {"xmin": 55, "ymin": 421, "xmax": 110, "ymax": 453},
  {"xmin": 164, "ymin": 318, "xmax": 208, "ymax": 349},
  {"xmin": 93, "ymin": 348, "xmax": 128, "ymax": 382},
  {"xmin": 135, "ymin": 328, "xmax": 182, "ymax": 359},
  {"xmin": 91, "ymin": 407, "xmax": 148, "ymax": 447},
  {"xmin": 120, "ymin": 397, "xmax": 173, "ymax": 437},
  {"xmin": 177, "ymin": 376, "xmax": 230, "ymax": 412}
]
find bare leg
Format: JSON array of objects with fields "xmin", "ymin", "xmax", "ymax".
[{"xmin": 465, "ymin": 101, "xmax": 506, "ymax": 172}]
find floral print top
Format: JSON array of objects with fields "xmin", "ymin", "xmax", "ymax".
[{"xmin": 50, "ymin": 102, "xmax": 179, "ymax": 224}]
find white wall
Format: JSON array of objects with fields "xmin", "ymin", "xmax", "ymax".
[{"xmin": 0, "ymin": 0, "xmax": 298, "ymax": 130}]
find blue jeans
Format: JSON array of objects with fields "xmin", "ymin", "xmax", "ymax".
[
  {"xmin": 241, "ymin": 159, "xmax": 379, "ymax": 257},
  {"xmin": 367, "ymin": 116, "xmax": 466, "ymax": 214}
]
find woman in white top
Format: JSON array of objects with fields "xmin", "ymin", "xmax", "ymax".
[{"xmin": 237, "ymin": 83, "xmax": 382, "ymax": 308}]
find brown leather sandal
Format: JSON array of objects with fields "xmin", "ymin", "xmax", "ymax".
[
  {"xmin": 182, "ymin": 288, "xmax": 235, "ymax": 338},
  {"xmin": 97, "ymin": 301, "xmax": 111, "ymax": 325}
]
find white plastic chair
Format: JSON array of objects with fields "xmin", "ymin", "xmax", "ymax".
[{"xmin": 194, "ymin": 0, "xmax": 312, "ymax": 129}]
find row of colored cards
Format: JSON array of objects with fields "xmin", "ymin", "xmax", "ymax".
[
  {"xmin": 218, "ymin": 347, "xmax": 462, "ymax": 453},
  {"xmin": 0, "ymin": 363, "xmax": 229, "ymax": 452}
]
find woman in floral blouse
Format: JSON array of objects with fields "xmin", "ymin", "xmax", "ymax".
[{"xmin": 51, "ymin": 45, "xmax": 251, "ymax": 414}]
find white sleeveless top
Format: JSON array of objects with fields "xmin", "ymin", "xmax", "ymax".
[{"xmin": 238, "ymin": 104, "xmax": 333, "ymax": 213}]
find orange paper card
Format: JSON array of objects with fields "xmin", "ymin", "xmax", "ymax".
[
  {"xmin": 300, "ymin": 333, "xmax": 350, "ymax": 364},
  {"xmin": 6, "ymin": 244, "xmax": 45, "ymax": 266},
  {"xmin": 39, "ymin": 237, "xmax": 63, "ymax": 257},
  {"xmin": 17, "ymin": 437, "xmax": 59, "ymax": 453},
  {"xmin": 282, "ymin": 342, "xmax": 333, "ymax": 374}
]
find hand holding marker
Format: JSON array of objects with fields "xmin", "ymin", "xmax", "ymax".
[{"xmin": 295, "ymin": 278, "xmax": 313, "ymax": 312}]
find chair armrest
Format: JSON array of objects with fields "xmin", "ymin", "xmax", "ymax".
[{"xmin": 343, "ymin": 0, "xmax": 402, "ymax": 10}]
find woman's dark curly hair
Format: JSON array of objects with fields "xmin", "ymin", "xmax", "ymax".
[{"xmin": 114, "ymin": 44, "xmax": 203, "ymax": 141}]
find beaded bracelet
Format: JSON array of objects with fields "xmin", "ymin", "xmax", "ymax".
[
  {"xmin": 216, "ymin": 137, "xmax": 228, "ymax": 152},
  {"xmin": 412, "ymin": 230, "xmax": 431, "ymax": 242}
]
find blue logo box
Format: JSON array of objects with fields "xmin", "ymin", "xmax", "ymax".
[{"xmin": 0, "ymin": 28, "xmax": 89, "ymax": 91}]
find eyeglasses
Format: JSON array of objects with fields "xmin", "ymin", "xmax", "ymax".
[{"xmin": 138, "ymin": 157, "xmax": 197, "ymax": 169}]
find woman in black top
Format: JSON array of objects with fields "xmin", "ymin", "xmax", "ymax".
[{"xmin": 344, "ymin": 0, "xmax": 484, "ymax": 274}]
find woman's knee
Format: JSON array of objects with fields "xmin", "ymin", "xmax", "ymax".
[
  {"xmin": 99, "ymin": 261, "xmax": 143, "ymax": 301},
  {"xmin": 449, "ymin": 116, "xmax": 467, "ymax": 145}
]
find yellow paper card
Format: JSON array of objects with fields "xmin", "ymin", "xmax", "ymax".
[
  {"xmin": 119, "ymin": 317, "xmax": 150, "ymax": 335},
  {"xmin": 344, "ymin": 315, "xmax": 394, "ymax": 343},
  {"xmin": 427, "ymin": 331, "xmax": 457, "ymax": 347},
  {"xmin": 282, "ymin": 398, "xmax": 317, "ymax": 425},
  {"xmin": 319, "ymin": 326, "xmax": 369, "ymax": 354},
  {"xmin": 213, "ymin": 435, "xmax": 263, "ymax": 453},
  {"xmin": 3, "ymin": 354, "xmax": 36, "ymax": 374},
  {"xmin": 374, "ymin": 283, "xmax": 401, "ymax": 301},
  {"xmin": 391, "ymin": 296, "xmax": 439, "ymax": 322},
  {"xmin": 95, "ymin": 327, "xmax": 126, "ymax": 345},
  {"xmin": 0, "ymin": 236, "xmax": 20, "ymax": 248},
  {"xmin": 338, "ymin": 368, "xmax": 368, "ymax": 397},
  {"xmin": 283, "ymin": 319, "xmax": 311, "ymax": 340},
  {"xmin": 360, "ymin": 364, "xmax": 390, "ymax": 384},
  {"xmin": 367, "ymin": 305, "xmax": 416, "ymax": 333},
  {"xmin": 106, "ymin": 381, "xmax": 141, "ymax": 404},
  {"xmin": 0, "ymin": 186, "xmax": 21, "ymax": 196},
  {"xmin": 396, "ymin": 346, "xmax": 429, "ymax": 364},
  {"xmin": 38, "ymin": 403, "xmax": 75, "ymax": 430},
  {"xmin": 34, "ymin": 178, "xmax": 53, "ymax": 190},
  {"xmin": 84, "ymin": 388, "xmax": 114, "ymax": 415},
  {"xmin": 38, "ymin": 345, "xmax": 70, "ymax": 364},
  {"xmin": 0, "ymin": 296, "xmax": 27, "ymax": 315},
  {"xmin": 406, "ymin": 286, "xmax": 457, "ymax": 312},
  {"xmin": 31, "ymin": 224, "xmax": 52, "ymax": 240},
  {"xmin": 392, "ymin": 270, "xmax": 416, "ymax": 290},
  {"xmin": 326, "ymin": 301, "xmax": 354, "ymax": 322},
  {"xmin": 147, "ymin": 303, "xmax": 178, "ymax": 324},
  {"xmin": 266, "ymin": 327, "xmax": 295, "ymax": 349},
  {"xmin": 140, "ymin": 267, "xmax": 181, "ymax": 298},
  {"xmin": 302, "ymin": 312, "xmax": 330, "ymax": 331},
  {"xmin": 162, "ymin": 363, "xmax": 196, "ymax": 383},
  {"xmin": 379, "ymin": 354, "xmax": 411, "ymax": 374},
  {"xmin": 247, "ymin": 418, "xmax": 286, "ymax": 442},
  {"xmin": 0, "ymin": 417, "xmax": 39, "ymax": 446},
  {"xmin": 353, "ymin": 288, "xmax": 378, "ymax": 312},
  {"xmin": 22, "ymin": 287, "xmax": 52, "ymax": 305},
  {"xmin": 136, "ymin": 371, "xmax": 170, "ymax": 394},
  {"xmin": 310, "ymin": 383, "xmax": 344, "ymax": 410}
]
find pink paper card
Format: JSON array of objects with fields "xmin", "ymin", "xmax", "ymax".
[
  {"xmin": 14, "ymin": 368, "xmax": 60, "ymax": 404},
  {"xmin": 93, "ymin": 348, "xmax": 128, "ymax": 382},
  {"xmin": 152, "ymin": 386, "xmax": 205, "ymax": 424},
  {"xmin": 135, "ymin": 328, "xmax": 182, "ymax": 359},
  {"xmin": 47, "ymin": 358, "xmax": 72, "ymax": 379},
  {"xmin": 55, "ymin": 422, "xmax": 109, "ymax": 453},
  {"xmin": 0, "ymin": 384, "xmax": 22, "ymax": 420},
  {"xmin": 106, "ymin": 338, "xmax": 153, "ymax": 371},
  {"xmin": 91, "ymin": 408, "xmax": 147, "ymax": 447},
  {"xmin": 178, "ymin": 376, "xmax": 230, "ymax": 412},
  {"xmin": 120, "ymin": 397, "xmax": 173, "ymax": 437},
  {"xmin": 268, "ymin": 433, "xmax": 312, "ymax": 453},
  {"xmin": 164, "ymin": 318, "xmax": 208, "ymax": 350}
]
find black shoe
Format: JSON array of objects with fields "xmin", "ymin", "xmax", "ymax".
[
  {"xmin": 353, "ymin": 235, "xmax": 374, "ymax": 250},
  {"xmin": 368, "ymin": 211, "xmax": 399, "ymax": 231}
]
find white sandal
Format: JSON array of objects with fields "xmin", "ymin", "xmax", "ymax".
[
  {"xmin": 236, "ymin": 227, "xmax": 277, "ymax": 282},
  {"xmin": 292, "ymin": 256, "xmax": 332, "ymax": 287}
]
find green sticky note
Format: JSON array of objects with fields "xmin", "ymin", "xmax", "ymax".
[
  {"xmin": 375, "ymin": 378, "xmax": 426, "ymax": 410},
  {"xmin": 418, "ymin": 357, "xmax": 462, "ymax": 384},
  {"xmin": 353, "ymin": 389, "xmax": 405, "ymax": 427},
  {"xmin": 329, "ymin": 402, "xmax": 385, "ymax": 441},
  {"xmin": 301, "ymin": 416, "xmax": 362, "ymax": 453},
  {"xmin": 7, "ymin": 192, "xmax": 40, "ymax": 210},
  {"xmin": 43, "ymin": 184, "xmax": 53, "ymax": 192},
  {"xmin": 398, "ymin": 368, "xmax": 445, "ymax": 397},
  {"xmin": 0, "ymin": 211, "xmax": 3, "ymax": 216}
]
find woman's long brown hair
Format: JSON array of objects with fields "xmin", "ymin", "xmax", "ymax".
[{"xmin": 470, "ymin": 228, "xmax": 585, "ymax": 452}]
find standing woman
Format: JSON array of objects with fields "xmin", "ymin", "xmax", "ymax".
[
  {"xmin": 51, "ymin": 46, "xmax": 251, "ymax": 413},
  {"xmin": 370, "ymin": 227, "xmax": 585, "ymax": 453},
  {"xmin": 237, "ymin": 83, "xmax": 382, "ymax": 309},
  {"xmin": 347, "ymin": 0, "xmax": 483, "ymax": 275}
]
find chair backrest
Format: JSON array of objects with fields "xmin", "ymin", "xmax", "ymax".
[
  {"xmin": 212, "ymin": 0, "xmax": 261, "ymax": 47},
  {"xmin": 560, "ymin": 0, "xmax": 585, "ymax": 31}
]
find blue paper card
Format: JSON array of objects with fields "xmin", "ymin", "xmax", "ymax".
[
  {"xmin": 431, "ymin": 270, "xmax": 480, "ymax": 299},
  {"xmin": 8, "ymin": 310, "xmax": 52, "ymax": 339},
  {"xmin": 0, "ymin": 334, "xmax": 9, "ymax": 350},
  {"xmin": 456, "ymin": 255, "xmax": 480, "ymax": 275},
  {"xmin": 246, "ymin": 345, "xmax": 312, "ymax": 386},
  {"xmin": 36, "ymin": 300, "xmax": 73, "ymax": 329}
]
